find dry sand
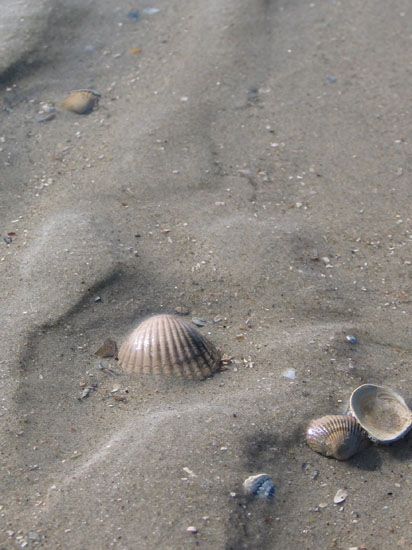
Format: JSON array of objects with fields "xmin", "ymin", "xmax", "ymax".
[{"xmin": 0, "ymin": 0, "xmax": 411, "ymax": 548}]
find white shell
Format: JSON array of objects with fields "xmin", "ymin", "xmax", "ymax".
[
  {"xmin": 118, "ymin": 314, "xmax": 221, "ymax": 380},
  {"xmin": 349, "ymin": 384, "xmax": 412, "ymax": 443}
]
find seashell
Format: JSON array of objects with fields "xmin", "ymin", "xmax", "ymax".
[
  {"xmin": 118, "ymin": 314, "xmax": 221, "ymax": 380},
  {"xmin": 243, "ymin": 474, "xmax": 276, "ymax": 499},
  {"xmin": 95, "ymin": 338, "xmax": 118, "ymax": 359},
  {"xmin": 349, "ymin": 384, "xmax": 412, "ymax": 443},
  {"xmin": 61, "ymin": 89, "xmax": 100, "ymax": 114},
  {"xmin": 306, "ymin": 415, "xmax": 369, "ymax": 460}
]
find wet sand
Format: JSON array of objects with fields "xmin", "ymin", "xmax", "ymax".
[{"xmin": 0, "ymin": 1, "xmax": 411, "ymax": 548}]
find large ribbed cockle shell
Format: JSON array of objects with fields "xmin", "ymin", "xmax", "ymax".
[
  {"xmin": 118, "ymin": 314, "xmax": 222, "ymax": 380},
  {"xmin": 306, "ymin": 414, "xmax": 369, "ymax": 460},
  {"xmin": 349, "ymin": 384, "xmax": 412, "ymax": 444}
]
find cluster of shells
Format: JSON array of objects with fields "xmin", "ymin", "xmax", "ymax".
[
  {"xmin": 106, "ymin": 313, "xmax": 411, "ymax": 462},
  {"xmin": 306, "ymin": 385, "xmax": 412, "ymax": 460}
]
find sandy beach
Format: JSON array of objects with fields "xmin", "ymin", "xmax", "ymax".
[{"xmin": 0, "ymin": 0, "xmax": 411, "ymax": 548}]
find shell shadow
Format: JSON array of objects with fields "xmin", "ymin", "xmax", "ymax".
[
  {"xmin": 380, "ymin": 430, "xmax": 412, "ymax": 462},
  {"xmin": 347, "ymin": 444, "xmax": 383, "ymax": 471}
]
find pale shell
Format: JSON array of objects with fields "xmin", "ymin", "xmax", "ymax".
[
  {"xmin": 118, "ymin": 314, "xmax": 221, "ymax": 380},
  {"xmin": 306, "ymin": 415, "xmax": 369, "ymax": 460},
  {"xmin": 61, "ymin": 89, "xmax": 100, "ymax": 114},
  {"xmin": 349, "ymin": 384, "xmax": 412, "ymax": 443}
]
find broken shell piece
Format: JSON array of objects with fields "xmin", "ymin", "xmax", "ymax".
[
  {"xmin": 95, "ymin": 338, "xmax": 118, "ymax": 359},
  {"xmin": 349, "ymin": 384, "xmax": 412, "ymax": 443},
  {"xmin": 118, "ymin": 314, "xmax": 221, "ymax": 380},
  {"xmin": 61, "ymin": 89, "xmax": 100, "ymax": 114},
  {"xmin": 333, "ymin": 488, "xmax": 348, "ymax": 504},
  {"xmin": 306, "ymin": 415, "xmax": 369, "ymax": 460},
  {"xmin": 243, "ymin": 474, "xmax": 276, "ymax": 499}
]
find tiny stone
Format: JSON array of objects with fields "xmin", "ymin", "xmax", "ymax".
[
  {"xmin": 319, "ymin": 502, "xmax": 328, "ymax": 508},
  {"xmin": 346, "ymin": 335, "xmax": 358, "ymax": 345},
  {"xmin": 321, "ymin": 256, "xmax": 330, "ymax": 265},
  {"xmin": 94, "ymin": 296, "xmax": 102, "ymax": 303},
  {"xmin": 187, "ymin": 526, "xmax": 198, "ymax": 534},
  {"xmin": 281, "ymin": 368, "xmax": 296, "ymax": 380}
]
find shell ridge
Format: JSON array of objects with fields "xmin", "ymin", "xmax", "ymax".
[
  {"xmin": 165, "ymin": 315, "xmax": 184, "ymax": 377},
  {"xmin": 176, "ymin": 322, "xmax": 203, "ymax": 379}
]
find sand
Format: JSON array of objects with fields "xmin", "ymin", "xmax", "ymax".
[{"xmin": 0, "ymin": 0, "xmax": 411, "ymax": 548}]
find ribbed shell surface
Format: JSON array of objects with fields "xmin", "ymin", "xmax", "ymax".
[
  {"xmin": 119, "ymin": 314, "xmax": 221, "ymax": 380},
  {"xmin": 306, "ymin": 415, "xmax": 369, "ymax": 460}
]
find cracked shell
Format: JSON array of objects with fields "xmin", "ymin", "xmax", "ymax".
[
  {"xmin": 118, "ymin": 314, "xmax": 221, "ymax": 380},
  {"xmin": 349, "ymin": 384, "xmax": 412, "ymax": 443},
  {"xmin": 306, "ymin": 415, "xmax": 369, "ymax": 460}
]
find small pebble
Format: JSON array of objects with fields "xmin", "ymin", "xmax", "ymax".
[
  {"xmin": 187, "ymin": 526, "xmax": 198, "ymax": 534},
  {"xmin": 127, "ymin": 10, "xmax": 140, "ymax": 21},
  {"xmin": 281, "ymin": 368, "xmax": 296, "ymax": 380},
  {"xmin": 143, "ymin": 7, "xmax": 160, "ymax": 15},
  {"xmin": 346, "ymin": 335, "xmax": 358, "ymax": 345}
]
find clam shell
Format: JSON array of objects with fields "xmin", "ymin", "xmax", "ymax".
[
  {"xmin": 61, "ymin": 90, "xmax": 100, "ymax": 114},
  {"xmin": 306, "ymin": 415, "xmax": 369, "ymax": 460},
  {"xmin": 243, "ymin": 474, "xmax": 276, "ymax": 499},
  {"xmin": 349, "ymin": 384, "xmax": 412, "ymax": 443},
  {"xmin": 118, "ymin": 314, "xmax": 221, "ymax": 380}
]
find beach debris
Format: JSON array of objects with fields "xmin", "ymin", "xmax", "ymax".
[
  {"xmin": 334, "ymin": 488, "xmax": 348, "ymax": 504},
  {"xmin": 94, "ymin": 295, "xmax": 102, "ymax": 303},
  {"xmin": 96, "ymin": 362, "xmax": 120, "ymax": 376},
  {"xmin": 243, "ymin": 474, "xmax": 276, "ymax": 499},
  {"xmin": 221, "ymin": 354, "xmax": 233, "ymax": 365},
  {"xmin": 118, "ymin": 314, "xmax": 221, "ymax": 379},
  {"xmin": 61, "ymin": 89, "xmax": 100, "ymax": 114},
  {"xmin": 186, "ymin": 526, "xmax": 198, "ymax": 534},
  {"xmin": 346, "ymin": 335, "xmax": 358, "ymax": 345},
  {"xmin": 349, "ymin": 384, "xmax": 412, "ymax": 443},
  {"xmin": 36, "ymin": 103, "xmax": 56, "ymax": 123},
  {"xmin": 174, "ymin": 306, "xmax": 190, "ymax": 315},
  {"xmin": 302, "ymin": 462, "xmax": 319, "ymax": 480},
  {"xmin": 127, "ymin": 10, "xmax": 140, "ymax": 22},
  {"xmin": 95, "ymin": 338, "xmax": 118, "ymax": 359},
  {"xmin": 143, "ymin": 7, "xmax": 160, "ymax": 15},
  {"xmin": 281, "ymin": 368, "xmax": 296, "ymax": 380},
  {"xmin": 192, "ymin": 317, "xmax": 206, "ymax": 327},
  {"xmin": 306, "ymin": 415, "xmax": 369, "ymax": 460}
]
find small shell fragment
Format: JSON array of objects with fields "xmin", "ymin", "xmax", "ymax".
[
  {"xmin": 306, "ymin": 415, "xmax": 369, "ymax": 460},
  {"xmin": 118, "ymin": 314, "xmax": 221, "ymax": 380},
  {"xmin": 61, "ymin": 89, "xmax": 100, "ymax": 114},
  {"xmin": 95, "ymin": 338, "xmax": 118, "ymax": 359},
  {"xmin": 349, "ymin": 384, "xmax": 412, "ymax": 443},
  {"xmin": 333, "ymin": 488, "xmax": 348, "ymax": 504},
  {"xmin": 243, "ymin": 474, "xmax": 276, "ymax": 499}
]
